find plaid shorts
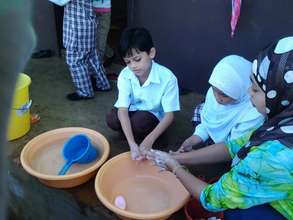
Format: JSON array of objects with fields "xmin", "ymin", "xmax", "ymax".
[
  {"xmin": 191, "ymin": 102, "xmax": 204, "ymax": 125},
  {"xmin": 63, "ymin": 0, "xmax": 97, "ymax": 51}
]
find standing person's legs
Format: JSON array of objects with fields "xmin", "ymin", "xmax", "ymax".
[
  {"xmin": 88, "ymin": 49, "xmax": 111, "ymax": 90},
  {"xmin": 66, "ymin": 50, "xmax": 94, "ymax": 99},
  {"xmin": 96, "ymin": 12, "xmax": 113, "ymax": 60}
]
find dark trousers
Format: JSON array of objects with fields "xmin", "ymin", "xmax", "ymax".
[
  {"xmin": 106, "ymin": 108, "xmax": 159, "ymax": 140},
  {"xmin": 224, "ymin": 204, "xmax": 285, "ymax": 220}
]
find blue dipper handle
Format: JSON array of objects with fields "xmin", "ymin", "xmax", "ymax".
[{"xmin": 58, "ymin": 161, "xmax": 73, "ymax": 175}]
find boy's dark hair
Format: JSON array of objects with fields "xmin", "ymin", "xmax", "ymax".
[{"xmin": 118, "ymin": 27, "xmax": 154, "ymax": 58}]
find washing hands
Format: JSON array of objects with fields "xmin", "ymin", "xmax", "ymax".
[
  {"xmin": 129, "ymin": 139, "xmax": 182, "ymax": 174},
  {"xmin": 170, "ymin": 135, "xmax": 201, "ymax": 155},
  {"xmin": 147, "ymin": 150, "xmax": 180, "ymax": 173},
  {"xmin": 129, "ymin": 142, "xmax": 151, "ymax": 161},
  {"xmin": 130, "ymin": 143, "xmax": 143, "ymax": 160},
  {"xmin": 169, "ymin": 142, "xmax": 193, "ymax": 155},
  {"xmin": 130, "ymin": 136, "xmax": 155, "ymax": 160},
  {"xmin": 176, "ymin": 140, "xmax": 193, "ymax": 153}
]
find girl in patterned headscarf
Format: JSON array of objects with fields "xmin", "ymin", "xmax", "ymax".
[
  {"xmin": 147, "ymin": 37, "xmax": 293, "ymax": 219},
  {"xmin": 234, "ymin": 36, "xmax": 293, "ymax": 163}
]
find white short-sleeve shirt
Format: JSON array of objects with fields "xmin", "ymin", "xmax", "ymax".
[{"xmin": 114, "ymin": 61, "xmax": 180, "ymax": 120}]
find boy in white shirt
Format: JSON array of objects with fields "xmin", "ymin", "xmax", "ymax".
[{"xmin": 106, "ymin": 28, "xmax": 180, "ymax": 160}]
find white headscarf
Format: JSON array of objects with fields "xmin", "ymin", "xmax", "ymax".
[{"xmin": 200, "ymin": 55, "xmax": 264, "ymax": 143}]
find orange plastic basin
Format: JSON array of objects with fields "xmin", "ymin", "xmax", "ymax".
[
  {"xmin": 20, "ymin": 127, "xmax": 110, "ymax": 188},
  {"xmin": 95, "ymin": 152, "xmax": 190, "ymax": 220}
]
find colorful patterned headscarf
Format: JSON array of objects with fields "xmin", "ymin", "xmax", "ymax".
[{"xmin": 237, "ymin": 37, "xmax": 293, "ymax": 160}]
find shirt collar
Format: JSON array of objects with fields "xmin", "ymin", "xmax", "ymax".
[
  {"xmin": 126, "ymin": 61, "xmax": 161, "ymax": 86},
  {"xmin": 145, "ymin": 61, "xmax": 160, "ymax": 84}
]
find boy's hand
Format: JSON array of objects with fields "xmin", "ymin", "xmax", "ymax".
[
  {"xmin": 129, "ymin": 142, "xmax": 144, "ymax": 160},
  {"xmin": 139, "ymin": 146, "xmax": 150, "ymax": 160},
  {"xmin": 139, "ymin": 135, "xmax": 154, "ymax": 152},
  {"xmin": 139, "ymin": 137, "xmax": 154, "ymax": 160}
]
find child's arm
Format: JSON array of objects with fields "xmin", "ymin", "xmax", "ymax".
[
  {"xmin": 139, "ymin": 74, "xmax": 179, "ymax": 151},
  {"xmin": 147, "ymin": 150, "xmax": 208, "ymax": 199},
  {"xmin": 176, "ymin": 135, "xmax": 203, "ymax": 153},
  {"xmin": 172, "ymin": 142, "xmax": 231, "ymax": 165},
  {"xmin": 139, "ymin": 112, "xmax": 174, "ymax": 151},
  {"xmin": 193, "ymin": 123, "xmax": 210, "ymax": 143},
  {"xmin": 173, "ymin": 122, "xmax": 208, "ymax": 153},
  {"xmin": 117, "ymin": 107, "xmax": 141, "ymax": 160}
]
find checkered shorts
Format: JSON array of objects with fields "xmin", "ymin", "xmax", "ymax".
[{"xmin": 63, "ymin": 0, "xmax": 97, "ymax": 51}]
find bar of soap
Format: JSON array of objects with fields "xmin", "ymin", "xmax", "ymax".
[{"xmin": 114, "ymin": 195, "xmax": 126, "ymax": 210}]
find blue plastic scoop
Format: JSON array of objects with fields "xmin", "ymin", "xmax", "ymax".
[{"xmin": 58, "ymin": 134, "xmax": 98, "ymax": 175}]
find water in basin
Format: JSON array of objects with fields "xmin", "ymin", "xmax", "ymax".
[{"xmin": 111, "ymin": 176, "xmax": 170, "ymax": 214}]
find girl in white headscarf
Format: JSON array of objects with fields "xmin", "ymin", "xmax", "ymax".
[
  {"xmin": 177, "ymin": 55, "xmax": 264, "ymax": 152},
  {"xmin": 148, "ymin": 36, "xmax": 293, "ymax": 220}
]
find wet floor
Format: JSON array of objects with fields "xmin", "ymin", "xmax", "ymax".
[{"xmin": 6, "ymin": 57, "xmax": 228, "ymax": 219}]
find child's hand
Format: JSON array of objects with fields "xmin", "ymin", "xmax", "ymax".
[
  {"xmin": 139, "ymin": 146, "xmax": 153, "ymax": 160},
  {"xmin": 147, "ymin": 150, "xmax": 180, "ymax": 172},
  {"xmin": 131, "ymin": 148, "xmax": 143, "ymax": 160},
  {"xmin": 139, "ymin": 136, "xmax": 154, "ymax": 152},
  {"xmin": 176, "ymin": 143, "xmax": 193, "ymax": 154},
  {"xmin": 129, "ymin": 142, "xmax": 144, "ymax": 160},
  {"xmin": 138, "ymin": 136, "xmax": 155, "ymax": 159},
  {"xmin": 175, "ymin": 136, "xmax": 196, "ymax": 153}
]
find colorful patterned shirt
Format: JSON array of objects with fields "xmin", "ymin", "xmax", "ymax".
[{"xmin": 200, "ymin": 131, "xmax": 293, "ymax": 219}]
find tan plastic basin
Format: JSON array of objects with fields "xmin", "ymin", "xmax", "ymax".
[
  {"xmin": 95, "ymin": 152, "xmax": 190, "ymax": 220},
  {"xmin": 20, "ymin": 127, "xmax": 110, "ymax": 188}
]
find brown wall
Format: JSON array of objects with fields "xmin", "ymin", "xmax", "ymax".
[{"xmin": 127, "ymin": 0, "xmax": 293, "ymax": 94}]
